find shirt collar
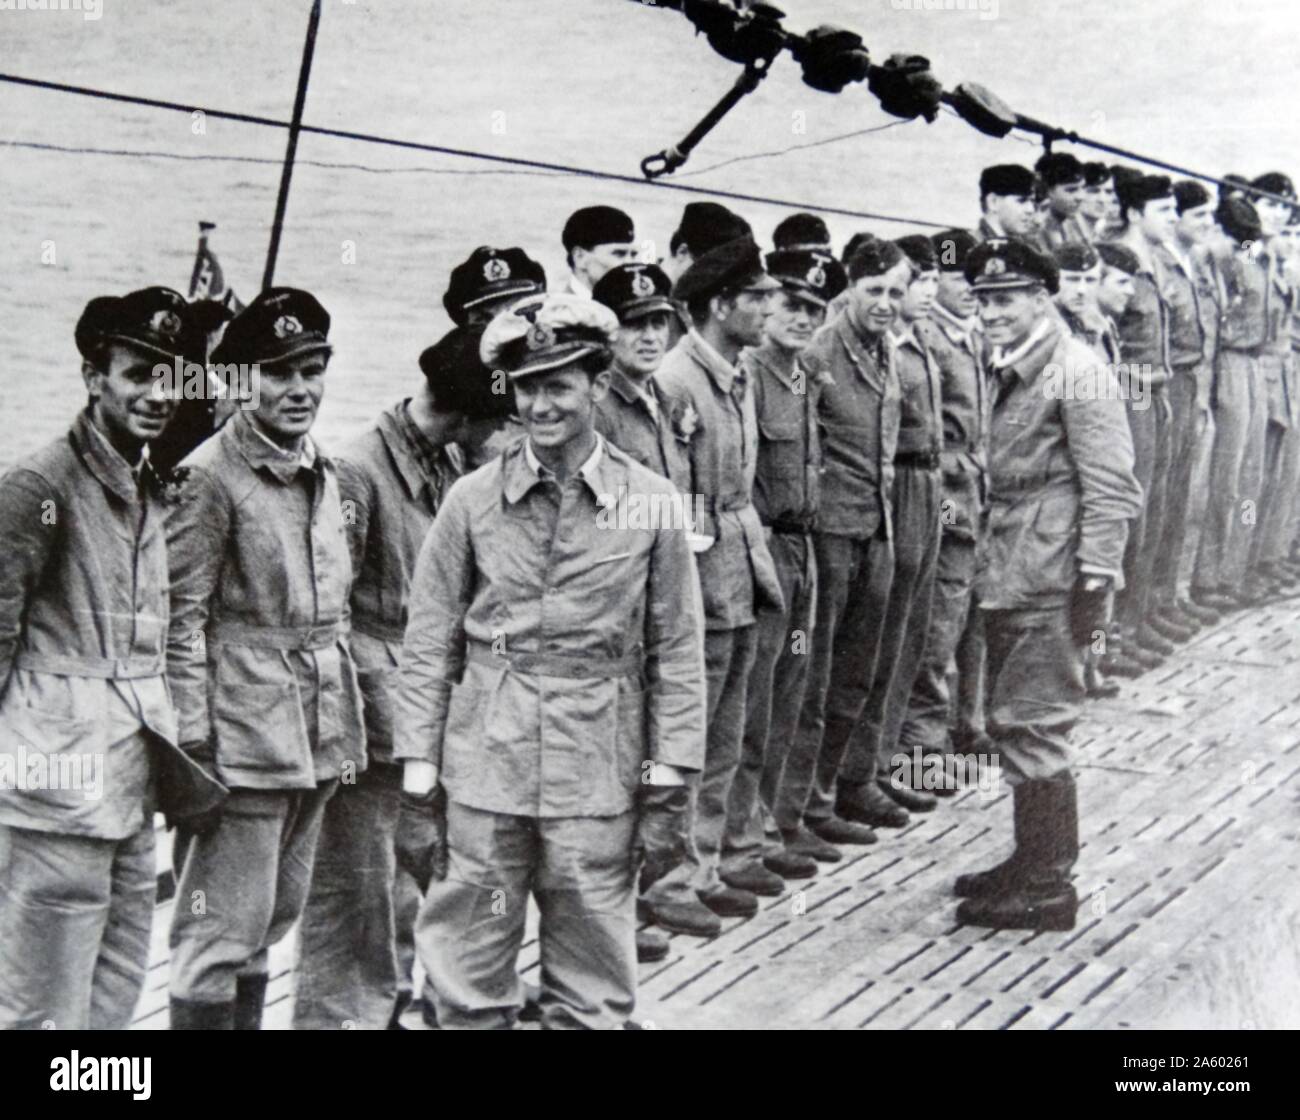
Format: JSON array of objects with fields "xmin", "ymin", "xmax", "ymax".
[
  {"xmin": 989, "ymin": 318, "xmax": 1057, "ymax": 379},
  {"xmin": 76, "ymin": 409, "xmax": 144, "ymax": 504},
  {"xmin": 742, "ymin": 341, "xmax": 800, "ymax": 391},
  {"xmin": 685, "ymin": 329, "xmax": 741, "ymax": 394},
  {"xmin": 379, "ymin": 401, "xmax": 454, "ymax": 498},
  {"xmin": 567, "ymin": 273, "xmax": 592, "ymax": 299},
  {"xmin": 889, "ymin": 322, "xmax": 922, "ymax": 352},
  {"xmin": 609, "ymin": 366, "xmax": 662, "ymax": 418},
  {"xmin": 231, "ymin": 410, "xmax": 319, "ymax": 483},
  {"xmin": 504, "ymin": 432, "xmax": 608, "ymax": 504},
  {"xmin": 929, "ymin": 301, "xmax": 981, "ymax": 349}
]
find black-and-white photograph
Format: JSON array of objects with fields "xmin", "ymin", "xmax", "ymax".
[{"xmin": 0, "ymin": 0, "xmax": 1296, "ymax": 1061}]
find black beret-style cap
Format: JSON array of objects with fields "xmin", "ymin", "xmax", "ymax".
[
  {"xmin": 964, "ymin": 238, "xmax": 1060, "ymax": 295},
  {"xmin": 1173, "ymin": 180, "xmax": 1212, "ymax": 214},
  {"xmin": 418, "ymin": 325, "xmax": 514, "ymax": 421},
  {"xmin": 670, "ymin": 201, "xmax": 752, "ymax": 258},
  {"xmin": 673, "ymin": 236, "xmax": 777, "ymax": 304},
  {"xmin": 592, "ymin": 262, "xmax": 676, "ymax": 321},
  {"xmin": 847, "ymin": 238, "xmax": 905, "ymax": 281},
  {"xmin": 979, "ymin": 164, "xmax": 1037, "ymax": 200},
  {"xmin": 1035, "ymin": 151, "xmax": 1086, "ymax": 188},
  {"xmin": 1052, "ymin": 242, "xmax": 1101, "ymax": 273},
  {"xmin": 75, "ymin": 286, "xmax": 207, "ymax": 365},
  {"xmin": 1251, "ymin": 172, "xmax": 1296, "ymax": 200},
  {"xmin": 764, "ymin": 249, "xmax": 847, "ymax": 307},
  {"xmin": 211, "ymin": 287, "xmax": 331, "ymax": 367},
  {"xmin": 1215, "ymin": 196, "xmax": 1263, "ymax": 247},
  {"xmin": 562, "ymin": 205, "xmax": 634, "ymax": 252},
  {"xmin": 443, "ymin": 246, "xmax": 546, "ymax": 326},
  {"xmin": 894, "ymin": 234, "xmax": 939, "ymax": 273},
  {"xmin": 1095, "ymin": 241, "xmax": 1142, "ymax": 277},
  {"xmin": 773, "ymin": 212, "xmax": 832, "ymax": 251},
  {"xmin": 1082, "ymin": 162, "xmax": 1112, "ymax": 188},
  {"xmin": 1116, "ymin": 173, "xmax": 1174, "ymax": 215},
  {"xmin": 930, "ymin": 228, "xmax": 979, "ymax": 272}
]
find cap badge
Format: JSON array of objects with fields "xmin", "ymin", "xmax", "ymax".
[
  {"xmin": 983, "ymin": 257, "xmax": 1008, "ymax": 277},
  {"xmin": 150, "ymin": 309, "xmax": 183, "ymax": 338},
  {"xmin": 526, "ymin": 322, "xmax": 556, "ymax": 351},
  {"xmin": 273, "ymin": 314, "xmax": 303, "ymax": 339},
  {"xmin": 484, "ymin": 257, "xmax": 511, "ymax": 282},
  {"xmin": 631, "ymin": 270, "xmax": 656, "ymax": 298},
  {"xmin": 806, "ymin": 263, "xmax": 827, "ymax": 289}
]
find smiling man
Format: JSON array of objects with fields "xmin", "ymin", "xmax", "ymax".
[
  {"xmin": 0, "ymin": 288, "xmax": 215, "ymax": 1030},
  {"xmin": 957, "ymin": 239, "xmax": 1141, "ymax": 931},
  {"xmin": 782, "ymin": 240, "xmax": 911, "ymax": 853},
  {"xmin": 393, "ymin": 292, "xmax": 705, "ymax": 1029},
  {"xmin": 164, "ymin": 288, "xmax": 364, "ymax": 1030}
]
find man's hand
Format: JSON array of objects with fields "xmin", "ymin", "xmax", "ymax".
[
  {"xmin": 170, "ymin": 740, "xmax": 227, "ymax": 837},
  {"xmin": 632, "ymin": 784, "xmax": 691, "ymax": 890},
  {"xmin": 395, "ymin": 785, "xmax": 448, "ymax": 892},
  {"xmin": 1069, "ymin": 575, "xmax": 1113, "ymax": 649}
]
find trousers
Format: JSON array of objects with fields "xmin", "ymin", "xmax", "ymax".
[
  {"xmin": 170, "ymin": 780, "xmax": 337, "ymax": 1004},
  {"xmin": 293, "ymin": 761, "xmax": 418, "ymax": 1029},
  {"xmin": 418, "ymin": 802, "xmax": 637, "ymax": 1030},
  {"xmin": 0, "ymin": 819, "xmax": 154, "ymax": 1030},
  {"xmin": 723, "ymin": 530, "xmax": 817, "ymax": 860},
  {"xmin": 1116, "ymin": 386, "xmax": 1172, "ymax": 633},
  {"xmin": 1195, "ymin": 349, "xmax": 1255, "ymax": 589}
]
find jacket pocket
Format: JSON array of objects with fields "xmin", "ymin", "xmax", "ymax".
[
  {"xmin": 0, "ymin": 702, "xmax": 102, "ymax": 815},
  {"xmin": 212, "ymin": 681, "xmax": 309, "ymax": 775},
  {"xmin": 438, "ymin": 681, "xmax": 488, "ymax": 803},
  {"xmin": 758, "ymin": 419, "xmax": 804, "ymax": 479},
  {"xmin": 1026, "ymin": 492, "xmax": 1080, "ymax": 593}
]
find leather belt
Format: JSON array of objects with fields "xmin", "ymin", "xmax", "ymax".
[
  {"xmin": 16, "ymin": 651, "xmax": 164, "ymax": 680},
  {"xmin": 467, "ymin": 641, "xmax": 643, "ymax": 681},
  {"xmin": 210, "ymin": 620, "xmax": 340, "ymax": 650}
]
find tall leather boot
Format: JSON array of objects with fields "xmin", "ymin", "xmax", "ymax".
[
  {"xmin": 953, "ymin": 777, "xmax": 1036, "ymax": 898},
  {"xmin": 956, "ymin": 771, "xmax": 1079, "ymax": 931},
  {"xmin": 170, "ymin": 998, "xmax": 235, "ymax": 1030},
  {"xmin": 233, "ymin": 974, "xmax": 269, "ymax": 1031}
]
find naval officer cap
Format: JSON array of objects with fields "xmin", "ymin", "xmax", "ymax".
[
  {"xmin": 443, "ymin": 246, "xmax": 546, "ymax": 326},
  {"xmin": 212, "ymin": 287, "xmax": 331, "ymax": 367},
  {"xmin": 592, "ymin": 262, "xmax": 676, "ymax": 322},
  {"xmin": 764, "ymin": 249, "xmax": 847, "ymax": 307},
  {"xmin": 673, "ymin": 236, "xmax": 780, "ymax": 305},
  {"xmin": 670, "ymin": 202, "xmax": 752, "ymax": 257},
  {"xmin": 979, "ymin": 164, "xmax": 1037, "ymax": 200},
  {"xmin": 562, "ymin": 206, "xmax": 635, "ymax": 253},
  {"xmin": 1052, "ymin": 242, "xmax": 1101, "ymax": 273},
  {"xmin": 964, "ymin": 238, "xmax": 1060, "ymax": 295},
  {"xmin": 480, "ymin": 292, "xmax": 618, "ymax": 380},
  {"xmin": 75, "ymin": 286, "xmax": 207, "ymax": 365}
]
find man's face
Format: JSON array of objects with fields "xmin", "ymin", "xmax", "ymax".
[
  {"xmin": 1276, "ymin": 222, "xmax": 1300, "ymax": 260},
  {"xmin": 1175, "ymin": 203, "xmax": 1216, "ymax": 246},
  {"xmin": 986, "ymin": 192, "xmax": 1038, "ymax": 238},
  {"xmin": 1097, "ymin": 266, "xmax": 1137, "ymax": 319},
  {"xmin": 1255, "ymin": 197, "xmax": 1294, "ymax": 239},
  {"xmin": 976, "ymin": 285, "xmax": 1046, "ymax": 347},
  {"xmin": 83, "ymin": 342, "xmax": 178, "ymax": 451},
  {"xmin": 764, "ymin": 290, "xmax": 825, "ymax": 352},
  {"xmin": 611, "ymin": 310, "xmax": 672, "ymax": 377},
  {"xmin": 718, "ymin": 284, "xmax": 776, "ymax": 348},
  {"xmin": 252, "ymin": 351, "xmax": 327, "ymax": 443},
  {"xmin": 1048, "ymin": 180, "xmax": 1086, "ymax": 218},
  {"xmin": 1056, "ymin": 265, "xmax": 1101, "ymax": 318},
  {"xmin": 936, "ymin": 270, "xmax": 977, "ymax": 319},
  {"xmin": 573, "ymin": 242, "xmax": 637, "ymax": 288},
  {"xmin": 899, "ymin": 268, "xmax": 939, "ymax": 323},
  {"xmin": 1081, "ymin": 178, "xmax": 1114, "ymax": 222},
  {"xmin": 1133, "ymin": 197, "xmax": 1178, "ymax": 244},
  {"xmin": 513, "ymin": 364, "xmax": 609, "ymax": 452},
  {"xmin": 849, "ymin": 260, "xmax": 911, "ymax": 336}
]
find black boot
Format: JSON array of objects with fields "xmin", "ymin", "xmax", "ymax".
[
  {"xmin": 233, "ymin": 974, "xmax": 269, "ymax": 1031},
  {"xmin": 170, "ymin": 997, "xmax": 235, "ymax": 1030},
  {"xmin": 956, "ymin": 772, "xmax": 1079, "ymax": 931},
  {"xmin": 953, "ymin": 778, "xmax": 1036, "ymax": 898}
]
